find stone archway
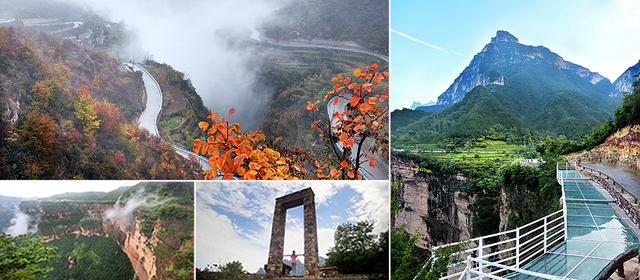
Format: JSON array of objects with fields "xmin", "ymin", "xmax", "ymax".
[{"xmin": 266, "ymin": 188, "xmax": 319, "ymax": 277}]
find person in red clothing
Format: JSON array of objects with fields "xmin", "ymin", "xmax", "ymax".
[{"xmin": 285, "ymin": 250, "xmax": 302, "ymax": 275}]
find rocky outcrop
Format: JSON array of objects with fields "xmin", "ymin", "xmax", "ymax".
[
  {"xmin": 578, "ymin": 125, "xmax": 640, "ymax": 172},
  {"xmin": 613, "ymin": 60, "xmax": 640, "ymax": 98},
  {"xmin": 392, "ymin": 157, "xmax": 472, "ymax": 249},
  {"xmin": 117, "ymin": 217, "xmax": 159, "ymax": 280}
]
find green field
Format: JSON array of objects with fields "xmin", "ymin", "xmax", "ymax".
[{"xmin": 397, "ymin": 140, "xmax": 531, "ymax": 168}]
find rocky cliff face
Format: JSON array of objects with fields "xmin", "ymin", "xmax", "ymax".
[
  {"xmin": 613, "ymin": 60, "xmax": 640, "ymax": 98},
  {"xmin": 578, "ymin": 124, "xmax": 640, "ymax": 172},
  {"xmin": 22, "ymin": 201, "xmax": 160, "ymax": 279},
  {"xmin": 111, "ymin": 217, "xmax": 159, "ymax": 280},
  {"xmin": 392, "ymin": 157, "xmax": 472, "ymax": 249},
  {"xmin": 435, "ymin": 30, "xmax": 612, "ymax": 106}
]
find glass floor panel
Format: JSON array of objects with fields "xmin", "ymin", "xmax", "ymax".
[
  {"xmin": 549, "ymin": 240, "xmax": 601, "ymax": 256},
  {"xmin": 567, "ymin": 215, "xmax": 597, "ymax": 227},
  {"xmin": 588, "ymin": 208, "xmax": 616, "ymax": 217},
  {"xmin": 599, "ymin": 227, "xmax": 638, "ymax": 243},
  {"xmin": 567, "ymin": 207, "xmax": 591, "ymax": 216},
  {"xmin": 567, "ymin": 257, "xmax": 612, "ymax": 279},
  {"xmin": 594, "ymin": 217, "xmax": 625, "ymax": 228},
  {"xmin": 590, "ymin": 241, "xmax": 637, "ymax": 260},
  {"xmin": 521, "ymin": 254, "xmax": 583, "ymax": 277},
  {"xmin": 567, "ymin": 226, "xmax": 602, "ymax": 241}
]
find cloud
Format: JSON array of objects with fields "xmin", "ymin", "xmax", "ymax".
[
  {"xmin": 391, "ymin": 29, "xmax": 464, "ymax": 57},
  {"xmin": 4, "ymin": 210, "xmax": 34, "ymax": 236},
  {"xmin": 196, "ymin": 200, "xmax": 268, "ymax": 271},
  {"xmin": 104, "ymin": 188, "xmax": 172, "ymax": 228},
  {"xmin": 350, "ymin": 182, "xmax": 390, "ymax": 233},
  {"xmin": 54, "ymin": 0, "xmax": 287, "ymax": 129}
]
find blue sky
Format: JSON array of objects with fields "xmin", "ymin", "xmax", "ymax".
[
  {"xmin": 391, "ymin": 0, "xmax": 640, "ymax": 110},
  {"xmin": 195, "ymin": 181, "xmax": 389, "ymax": 272}
]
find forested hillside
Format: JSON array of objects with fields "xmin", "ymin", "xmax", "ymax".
[
  {"xmin": 0, "ymin": 27, "xmax": 199, "ymax": 179},
  {"xmin": 41, "ymin": 236, "xmax": 134, "ymax": 280}
]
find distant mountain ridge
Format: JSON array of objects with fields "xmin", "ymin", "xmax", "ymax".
[
  {"xmin": 394, "ymin": 31, "xmax": 624, "ymax": 142},
  {"xmin": 435, "ymin": 30, "xmax": 614, "ymax": 106},
  {"xmin": 409, "ymin": 100, "xmax": 434, "ymax": 110},
  {"xmin": 613, "ymin": 60, "xmax": 640, "ymax": 97}
]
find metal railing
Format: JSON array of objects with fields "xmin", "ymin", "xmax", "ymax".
[
  {"xmin": 577, "ymin": 164, "xmax": 640, "ymax": 227},
  {"xmin": 459, "ymin": 256, "xmax": 572, "ymax": 280},
  {"xmin": 428, "ymin": 209, "xmax": 565, "ymax": 280}
]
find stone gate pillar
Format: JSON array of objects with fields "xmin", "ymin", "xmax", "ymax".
[
  {"xmin": 266, "ymin": 200, "xmax": 286, "ymax": 276},
  {"xmin": 303, "ymin": 195, "xmax": 319, "ymax": 276},
  {"xmin": 266, "ymin": 188, "xmax": 319, "ymax": 277}
]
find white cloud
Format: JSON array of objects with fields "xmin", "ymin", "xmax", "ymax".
[
  {"xmin": 350, "ymin": 182, "xmax": 390, "ymax": 234},
  {"xmin": 196, "ymin": 199, "xmax": 268, "ymax": 272}
]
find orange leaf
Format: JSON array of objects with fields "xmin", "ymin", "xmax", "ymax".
[
  {"xmin": 306, "ymin": 101, "xmax": 314, "ymax": 111},
  {"xmin": 341, "ymin": 160, "xmax": 349, "ymax": 168},
  {"xmin": 353, "ymin": 68, "xmax": 362, "ymax": 77},
  {"xmin": 358, "ymin": 102, "xmax": 374, "ymax": 113},
  {"xmin": 339, "ymin": 132, "xmax": 348, "ymax": 143},
  {"xmin": 193, "ymin": 139, "xmax": 202, "ymax": 154},
  {"xmin": 373, "ymin": 72, "xmax": 383, "ymax": 85},
  {"xmin": 369, "ymin": 63, "xmax": 379, "ymax": 71},
  {"xmin": 362, "ymin": 83, "xmax": 373, "ymax": 93},
  {"xmin": 332, "ymin": 97, "xmax": 340, "ymax": 106},
  {"xmin": 198, "ymin": 121, "xmax": 209, "ymax": 131},
  {"xmin": 348, "ymin": 94, "xmax": 361, "ymax": 107},
  {"xmin": 344, "ymin": 137, "xmax": 355, "ymax": 148},
  {"xmin": 368, "ymin": 155, "xmax": 377, "ymax": 168},
  {"xmin": 228, "ymin": 108, "xmax": 236, "ymax": 116},
  {"xmin": 330, "ymin": 169, "xmax": 339, "ymax": 177},
  {"xmin": 208, "ymin": 111, "xmax": 218, "ymax": 122}
]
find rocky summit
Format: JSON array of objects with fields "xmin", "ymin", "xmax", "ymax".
[
  {"xmin": 613, "ymin": 60, "xmax": 640, "ymax": 98},
  {"xmin": 434, "ymin": 30, "xmax": 614, "ymax": 107}
]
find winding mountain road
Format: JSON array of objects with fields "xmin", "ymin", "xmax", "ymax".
[
  {"xmin": 256, "ymin": 37, "xmax": 389, "ymax": 179},
  {"xmin": 134, "ymin": 64, "xmax": 211, "ymax": 170},
  {"xmin": 257, "ymin": 40, "xmax": 389, "ymax": 63}
]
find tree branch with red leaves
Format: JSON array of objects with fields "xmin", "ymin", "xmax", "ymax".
[{"xmin": 306, "ymin": 63, "xmax": 389, "ymax": 180}]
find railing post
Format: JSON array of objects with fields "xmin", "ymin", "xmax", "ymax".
[
  {"xmin": 478, "ymin": 238, "xmax": 483, "ymax": 274},
  {"xmin": 543, "ymin": 216, "xmax": 548, "ymax": 253},
  {"xmin": 515, "ymin": 227, "xmax": 520, "ymax": 268},
  {"xmin": 465, "ymin": 256, "xmax": 472, "ymax": 280}
]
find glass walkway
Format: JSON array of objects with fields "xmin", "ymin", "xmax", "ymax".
[
  {"xmin": 433, "ymin": 166, "xmax": 640, "ymax": 280},
  {"xmin": 507, "ymin": 169, "xmax": 639, "ymax": 279}
]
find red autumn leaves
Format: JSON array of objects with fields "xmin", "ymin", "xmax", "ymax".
[
  {"xmin": 195, "ymin": 63, "xmax": 388, "ymax": 180},
  {"xmin": 307, "ymin": 63, "xmax": 389, "ymax": 180},
  {"xmin": 193, "ymin": 109, "xmax": 304, "ymax": 180}
]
